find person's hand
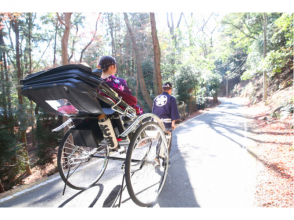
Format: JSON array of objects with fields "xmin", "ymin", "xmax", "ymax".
[{"xmin": 172, "ymin": 124, "xmax": 176, "ymax": 130}]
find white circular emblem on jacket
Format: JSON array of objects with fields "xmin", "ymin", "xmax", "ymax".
[{"xmin": 155, "ymin": 95, "xmax": 167, "ymax": 107}]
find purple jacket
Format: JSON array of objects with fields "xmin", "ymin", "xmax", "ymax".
[
  {"xmin": 152, "ymin": 92, "xmax": 180, "ymax": 128},
  {"xmin": 102, "ymin": 75, "xmax": 143, "ymax": 115}
]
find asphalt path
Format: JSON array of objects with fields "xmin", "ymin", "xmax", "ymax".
[{"xmin": 0, "ymin": 98, "xmax": 258, "ymax": 208}]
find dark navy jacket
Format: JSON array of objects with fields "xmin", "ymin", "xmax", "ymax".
[{"xmin": 152, "ymin": 92, "xmax": 180, "ymax": 128}]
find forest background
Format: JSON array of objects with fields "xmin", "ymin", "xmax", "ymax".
[{"xmin": 0, "ymin": 1, "xmax": 293, "ymax": 193}]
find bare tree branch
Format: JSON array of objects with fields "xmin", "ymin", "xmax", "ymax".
[
  {"xmin": 183, "ymin": 13, "xmax": 188, "ymax": 27},
  {"xmin": 33, "ymin": 39, "xmax": 52, "ymax": 71},
  {"xmin": 68, "ymin": 24, "xmax": 78, "ymax": 62},
  {"xmin": 196, "ymin": 13, "xmax": 213, "ymax": 35},
  {"xmin": 222, "ymin": 20, "xmax": 257, "ymax": 40},
  {"xmin": 79, "ymin": 13, "xmax": 101, "ymax": 62},
  {"xmin": 171, "ymin": 13, "xmax": 174, "ymax": 29},
  {"xmin": 56, "ymin": 13, "xmax": 67, "ymax": 27},
  {"xmin": 176, "ymin": 12, "xmax": 183, "ymax": 28},
  {"xmin": 167, "ymin": 13, "xmax": 171, "ymax": 29},
  {"xmin": 5, "ymin": 20, "xmax": 14, "ymax": 51}
]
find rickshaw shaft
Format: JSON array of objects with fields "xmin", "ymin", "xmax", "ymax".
[{"xmin": 91, "ymin": 155, "xmax": 141, "ymax": 163}]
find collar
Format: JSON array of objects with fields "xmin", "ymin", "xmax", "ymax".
[
  {"xmin": 162, "ymin": 92, "xmax": 169, "ymax": 95},
  {"xmin": 103, "ymin": 75, "xmax": 115, "ymax": 80}
]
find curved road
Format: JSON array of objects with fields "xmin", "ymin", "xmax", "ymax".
[{"xmin": 0, "ymin": 98, "xmax": 258, "ymax": 208}]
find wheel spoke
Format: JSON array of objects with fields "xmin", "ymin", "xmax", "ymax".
[
  {"xmin": 125, "ymin": 122, "xmax": 169, "ymax": 207},
  {"xmin": 58, "ymin": 128, "xmax": 109, "ymax": 190}
]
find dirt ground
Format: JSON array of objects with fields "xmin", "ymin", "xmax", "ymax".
[{"xmin": 244, "ymin": 86, "xmax": 294, "ymax": 208}]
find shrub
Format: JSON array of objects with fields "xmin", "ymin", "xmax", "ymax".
[{"xmin": 35, "ymin": 110, "xmax": 62, "ymax": 166}]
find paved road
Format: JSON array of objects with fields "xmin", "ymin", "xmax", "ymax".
[{"xmin": 0, "ymin": 98, "xmax": 258, "ymax": 208}]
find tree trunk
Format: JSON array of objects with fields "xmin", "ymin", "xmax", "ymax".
[
  {"xmin": 167, "ymin": 13, "xmax": 183, "ymax": 86},
  {"xmin": 0, "ymin": 180, "xmax": 4, "ymax": 193},
  {"xmin": 213, "ymin": 95, "xmax": 218, "ymax": 103},
  {"xmin": 125, "ymin": 34, "xmax": 130, "ymax": 76},
  {"xmin": 58, "ymin": 12, "xmax": 72, "ymax": 134},
  {"xmin": 124, "ymin": 13, "xmax": 153, "ymax": 109},
  {"xmin": 150, "ymin": 13, "xmax": 162, "ymax": 96},
  {"xmin": 13, "ymin": 17, "xmax": 32, "ymax": 175},
  {"xmin": 226, "ymin": 76, "xmax": 228, "ymax": 97},
  {"xmin": 263, "ymin": 13, "xmax": 267, "ymax": 101},
  {"xmin": 60, "ymin": 13, "xmax": 72, "ymax": 65},
  {"xmin": 0, "ymin": 28, "xmax": 7, "ymax": 121},
  {"xmin": 108, "ymin": 13, "xmax": 116, "ymax": 59},
  {"xmin": 53, "ymin": 19, "xmax": 58, "ymax": 67},
  {"xmin": 182, "ymin": 101, "xmax": 185, "ymax": 119},
  {"xmin": 195, "ymin": 86, "xmax": 197, "ymax": 112},
  {"xmin": 3, "ymin": 52, "xmax": 13, "ymax": 134},
  {"xmin": 28, "ymin": 13, "xmax": 35, "ymax": 147}
]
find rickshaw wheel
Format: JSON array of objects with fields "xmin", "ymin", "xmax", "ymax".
[
  {"xmin": 58, "ymin": 128, "xmax": 109, "ymax": 190},
  {"xmin": 125, "ymin": 122, "xmax": 169, "ymax": 207}
]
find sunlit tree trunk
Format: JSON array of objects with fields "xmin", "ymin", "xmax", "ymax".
[
  {"xmin": 124, "ymin": 13, "xmax": 153, "ymax": 109},
  {"xmin": 58, "ymin": 13, "xmax": 72, "ymax": 65}
]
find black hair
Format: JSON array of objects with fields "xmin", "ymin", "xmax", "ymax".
[
  {"xmin": 98, "ymin": 56, "xmax": 116, "ymax": 72},
  {"xmin": 162, "ymin": 82, "xmax": 172, "ymax": 91},
  {"xmin": 163, "ymin": 87, "xmax": 172, "ymax": 92}
]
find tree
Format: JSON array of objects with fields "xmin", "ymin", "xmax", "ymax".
[
  {"xmin": 150, "ymin": 13, "xmax": 162, "ymax": 96},
  {"xmin": 10, "ymin": 14, "xmax": 32, "ymax": 175},
  {"xmin": 124, "ymin": 13, "xmax": 153, "ymax": 109},
  {"xmin": 57, "ymin": 12, "xmax": 72, "ymax": 135},
  {"xmin": 262, "ymin": 13, "xmax": 267, "ymax": 101},
  {"xmin": 166, "ymin": 12, "xmax": 183, "ymax": 80},
  {"xmin": 80, "ymin": 13, "xmax": 101, "ymax": 62},
  {"xmin": 57, "ymin": 13, "xmax": 72, "ymax": 65}
]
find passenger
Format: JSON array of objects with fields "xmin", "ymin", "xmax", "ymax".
[{"xmin": 98, "ymin": 56, "xmax": 143, "ymax": 115}]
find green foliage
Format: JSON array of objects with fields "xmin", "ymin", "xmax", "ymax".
[
  {"xmin": 35, "ymin": 109, "xmax": 62, "ymax": 166},
  {"xmin": 176, "ymin": 65, "xmax": 200, "ymax": 103},
  {"xmin": 219, "ymin": 12, "xmax": 293, "ymax": 82},
  {"xmin": 263, "ymin": 49, "xmax": 293, "ymax": 76},
  {"xmin": 274, "ymin": 13, "xmax": 294, "ymax": 48}
]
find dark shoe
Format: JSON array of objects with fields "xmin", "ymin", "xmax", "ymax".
[
  {"xmin": 162, "ymin": 160, "xmax": 171, "ymax": 166},
  {"xmin": 154, "ymin": 158, "xmax": 160, "ymax": 166}
]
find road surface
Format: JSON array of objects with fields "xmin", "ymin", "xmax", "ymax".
[{"xmin": 0, "ymin": 98, "xmax": 258, "ymax": 208}]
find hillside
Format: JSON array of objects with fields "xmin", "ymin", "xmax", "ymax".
[{"xmin": 226, "ymin": 65, "xmax": 293, "ymax": 207}]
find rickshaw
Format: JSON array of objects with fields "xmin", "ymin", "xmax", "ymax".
[{"xmin": 21, "ymin": 64, "xmax": 172, "ymax": 207}]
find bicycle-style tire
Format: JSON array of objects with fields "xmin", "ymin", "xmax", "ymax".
[
  {"xmin": 125, "ymin": 122, "xmax": 169, "ymax": 207},
  {"xmin": 57, "ymin": 128, "xmax": 109, "ymax": 190}
]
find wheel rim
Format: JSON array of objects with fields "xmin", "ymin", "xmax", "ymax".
[
  {"xmin": 126, "ymin": 123, "xmax": 169, "ymax": 206},
  {"xmin": 58, "ymin": 132, "xmax": 109, "ymax": 189}
]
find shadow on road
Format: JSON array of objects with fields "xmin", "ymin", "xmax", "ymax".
[
  {"xmin": 150, "ymin": 134, "xmax": 201, "ymax": 207},
  {"xmin": 58, "ymin": 184, "xmax": 104, "ymax": 208}
]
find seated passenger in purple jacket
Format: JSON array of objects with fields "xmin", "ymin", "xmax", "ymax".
[{"xmin": 98, "ymin": 56, "xmax": 143, "ymax": 115}]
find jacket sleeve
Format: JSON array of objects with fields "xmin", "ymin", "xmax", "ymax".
[{"xmin": 170, "ymin": 97, "xmax": 180, "ymax": 121}]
